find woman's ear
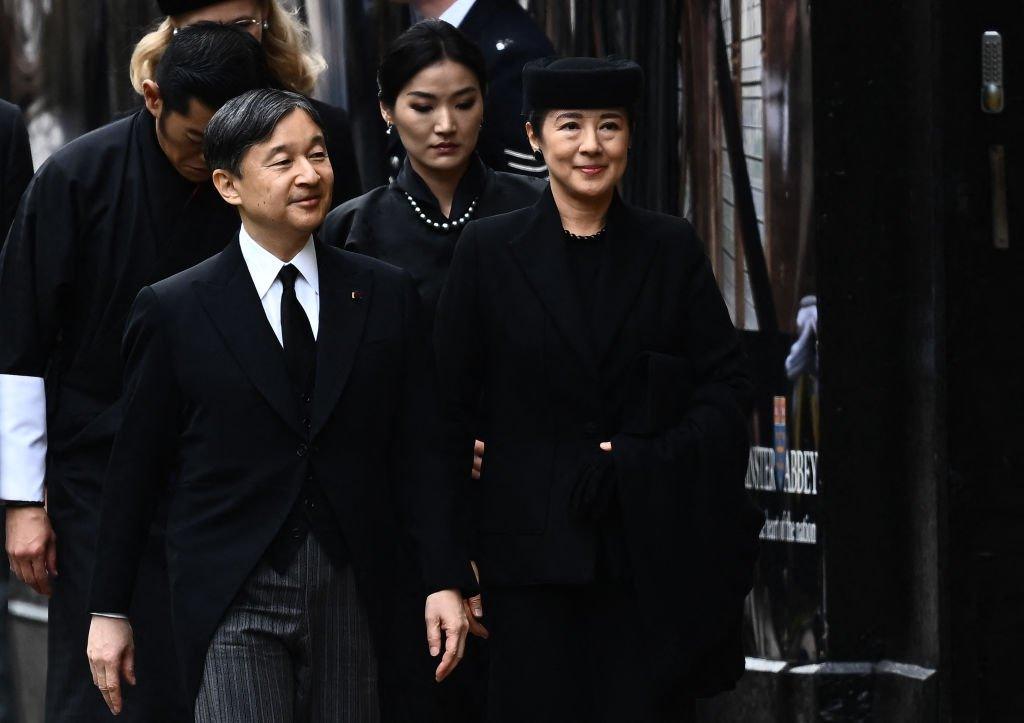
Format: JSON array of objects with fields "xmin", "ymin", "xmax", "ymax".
[
  {"xmin": 525, "ymin": 121, "xmax": 540, "ymax": 153},
  {"xmin": 379, "ymin": 101, "xmax": 394, "ymax": 127}
]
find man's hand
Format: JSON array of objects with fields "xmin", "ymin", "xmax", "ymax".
[
  {"xmin": 425, "ymin": 589, "xmax": 469, "ymax": 682},
  {"xmin": 464, "ymin": 560, "xmax": 488, "ymax": 639},
  {"xmin": 471, "ymin": 439, "xmax": 485, "ymax": 480},
  {"xmin": 5, "ymin": 506, "xmax": 58, "ymax": 595},
  {"xmin": 87, "ymin": 616, "xmax": 136, "ymax": 715}
]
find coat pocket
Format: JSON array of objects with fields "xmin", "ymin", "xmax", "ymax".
[{"xmin": 477, "ymin": 440, "xmax": 553, "ymax": 535}]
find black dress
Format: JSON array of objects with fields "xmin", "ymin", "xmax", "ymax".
[
  {"xmin": 321, "ymin": 154, "xmax": 543, "ymax": 333},
  {"xmin": 434, "ymin": 187, "xmax": 762, "ymax": 721},
  {"xmin": 0, "ymin": 109, "xmax": 241, "ymax": 722}
]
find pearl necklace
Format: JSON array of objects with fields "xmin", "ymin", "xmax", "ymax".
[{"xmin": 404, "ymin": 192, "xmax": 479, "ymax": 233}]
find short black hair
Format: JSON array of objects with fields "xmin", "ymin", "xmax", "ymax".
[
  {"xmin": 377, "ymin": 20, "xmax": 487, "ymax": 108},
  {"xmin": 155, "ymin": 22, "xmax": 274, "ymax": 116},
  {"xmin": 203, "ymin": 88, "xmax": 323, "ymax": 176}
]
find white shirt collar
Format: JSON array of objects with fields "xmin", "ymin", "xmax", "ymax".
[
  {"xmin": 439, "ymin": 0, "xmax": 476, "ymax": 27},
  {"xmin": 238, "ymin": 224, "xmax": 319, "ymax": 300}
]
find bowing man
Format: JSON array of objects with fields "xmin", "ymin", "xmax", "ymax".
[
  {"xmin": 0, "ymin": 24, "xmax": 272, "ymax": 722},
  {"xmin": 434, "ymin": 57, "xmax": 763, "ymax": 722},
  {"xmin": 86, "ymin": 89, "xmax": 476, "ymax": 722}
]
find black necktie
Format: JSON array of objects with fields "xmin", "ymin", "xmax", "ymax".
[{"xmin": 278, "ymin": 264, "xmax": 316, "ymax": 393}]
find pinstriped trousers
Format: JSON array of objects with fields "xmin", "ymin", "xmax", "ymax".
[{"xmin": 194, "ymin": 535, "xmax": 379, "ymax": 722}]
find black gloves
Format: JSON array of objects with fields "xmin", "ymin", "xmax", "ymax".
[{"xmin": 569, "ymin": 447, "xmax": 618, "ymax": 522}]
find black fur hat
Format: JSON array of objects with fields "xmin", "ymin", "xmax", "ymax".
[{"xmin": 522, "ymin": 56, "xmax": 644, "ymax": 115}]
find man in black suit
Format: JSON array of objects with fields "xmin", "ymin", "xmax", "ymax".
[{"xmin": 86, "ymin": 89, "xmax": 474, "ymax": 721}]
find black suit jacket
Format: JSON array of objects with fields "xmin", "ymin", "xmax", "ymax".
[
  {"xmin": 434, "ymin": 188, "xmax": 761, "ymax": 694},
  {"xmin": 457, "ymin": 0, "xmax": 553, "ymax": 176},
  {"xmin": 0, "ymin": 99, "xmax": 33, "ymax": 244},
  {"xmin": 89, "ymin": 237, "xmax": 474, "ymax": 705}
]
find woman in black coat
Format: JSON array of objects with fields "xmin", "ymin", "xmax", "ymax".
[
  {"xmin": 434, "ymin": 57, "xmax": 762, "ymax": 722},
  {"xmin": 320, "ymin": 20, "xmax": 542, "ymax": 336},
  {"xmin": 320, "ymin": 21, "xmax": 542, "ymax": 721}
]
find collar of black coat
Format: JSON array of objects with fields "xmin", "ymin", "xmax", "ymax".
[
  {"xmin": 194, "ymin": 234, "xmax": 372, "ymax": 439},
  {"xmin": 393, "ymin": 153, "xmax": 488, "ymax": 221},
  {"xmin": 136, "ymin": 108, "xmax": 202, "ymax": 201},
  {"xmin": 507, "ymin": 186, "xmax": 658, "ymax": 370}
]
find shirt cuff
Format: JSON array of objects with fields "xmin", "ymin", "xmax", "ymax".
[
  {"xmin": 91, "ymin": 613, "xmax": 129, "ymax": 620},
  {"xmin": 0, "ymin": 374, "xmax": 47, "ymax": 503}
]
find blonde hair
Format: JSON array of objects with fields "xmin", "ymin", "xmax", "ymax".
[{"xmin": 129, "ymin": 1, "xmax": 327, "ymax": 96}]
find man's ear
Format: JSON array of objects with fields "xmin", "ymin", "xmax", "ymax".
[
  {"xmin": 211, "ymin": 169, "xmax": 244, "ymax": 207},
  {"xmin": 141, "ymin": 80, "xmax": 163, "ymax": 120}
]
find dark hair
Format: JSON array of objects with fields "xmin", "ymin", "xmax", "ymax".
[
  {"xmin": 377, "ymin": 20, "xmax": 487, "ymax": 108},
  {"xmin": 203, "ymin": 88, "xmax": 323, "ymax": 176},
  {"xmin": 155, "ymin": 22, "xmax": 274, "ymax": 116}
]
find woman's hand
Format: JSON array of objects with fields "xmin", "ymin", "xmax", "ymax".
[{"xmin": 463, "ymin": 560, "xmax": 488, "ymax": 639}]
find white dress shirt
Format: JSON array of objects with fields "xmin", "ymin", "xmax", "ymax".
[
  {"xmin": 439, "ymin": 0, "xmax": 477, "ymax": 27},
  {"xmin": 238, "ymin": 225, "xmax": 320, "ymax": 343}
]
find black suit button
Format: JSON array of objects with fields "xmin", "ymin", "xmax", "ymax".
[
  {"xmin": 302, "ymin": 418, "xmax": 312, "ymax": 430},
  {"xmin": 302, "ymin": 394, "xmax": 312, "ymax": 405},
  {"xmin": 306, "ymin": 473, "xmax": 315, "ymax": 482},
  {"xmin": 305, "ymin": 498, "xmax": 316, "ymax": 509},
  {"xmin": 296, "ymin": 443, "xmax": 308, "ymax": 457},
  {"xmin": 291, "ymin": 527, "xmax": 303, "ymax": 539},
  {"xmin": 583, "ymin": 422, "xmax": 598, "ymax": 438}
]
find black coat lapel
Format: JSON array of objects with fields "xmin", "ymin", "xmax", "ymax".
[
  {"xmin": 593, "ymin": 196, "xmax": 660, "ymax": 363},
  {"xmin": 310, "ymin": 241, "xmax": 372, "ymax": 436},
  {"xmin": 194, "ymin": 239, "xmax": 304, "ymax": 438},
  {"xmin": 509, "ymin": 189, "xmax": 599, "ymax": 377}
]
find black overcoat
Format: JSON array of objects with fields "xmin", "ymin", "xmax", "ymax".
[
  {"xmin": 321, "ymin": 154, "xmax": 543, "ymax": 332},
  {"xmin": 88, "ymin": 238, "xmax": 476, "ymax": 714},
  {"xmin": 0, "ymin": 98, "xmax": 33, "ymax": 242},
  {"xmin": 0, "ymin": 108, "xmax": 240, "ymax": 721},
  {"xmin": 434, "ymin": 187, "xmax": 763, "ymax": 695}
]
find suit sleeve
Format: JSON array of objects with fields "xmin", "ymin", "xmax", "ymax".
[
  {"xmin": 1, "ymin": 104, "xmax": 33, "ymax": 242},
  {"xmin": 608, "ymin": 232, "xmax": 760, "ymax": 689},
  {"xmin": 393, "ymin": 270, "xmax": 477, "ymax": 596},
  {"xmin": 432, "ymin": 225, "xmax": 486, "ymax": 562},
  {"xmin": 610, "ymin": 229, "xmax": 759, "ymax": 578},
  {"xmin": 88, "ymin": 286, "xmax": 179, "ymax": 615},
  {"xmin": 0, "ymin": 160, "xmax": 78, "ymax": 502}
]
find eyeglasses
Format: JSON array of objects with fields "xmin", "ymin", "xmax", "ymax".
[{"xmin": 172, "ymin": 18, "xmax": 269, "ymax": 35}]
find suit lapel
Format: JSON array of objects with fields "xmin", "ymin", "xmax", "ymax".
[
  {"xmin": 310, "ymin": 241, "xmax": 372, "ymax": 437},
  {"xmin": 593, "ymin": 196, "xmax": 660, "ymax": 363},
  {"xmin": 194, "ymin": 239, "xmax": 304, "ymax": 437},
  {"xmin": 509, "ymin": 189, "xmax": 599, "ymax": 378},
  {"xmin": 456, "ymin": 0, "xmax": 494, "ymax": 38}
]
